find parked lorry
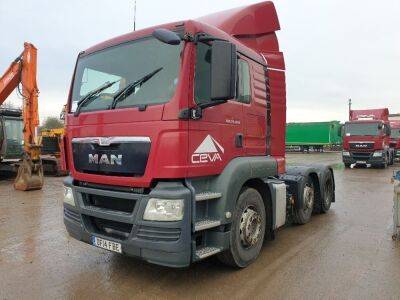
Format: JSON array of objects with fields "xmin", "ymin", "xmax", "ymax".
[
  {"xmin": 342, "ymin": 108, "xmax": 394, "ymax": 168},
  {"xmin": 286, "ymin": 121, "xmax": 342, "ymax": 152},
  {"xmin": 62, "ymin": 1, "xmax": 335, "ymax": 268},
  {"xmin": 390, "ymin": 120, "xmax": 400, "ymax": 162},
  {"xmin": 0, "ymin": 108, "xmax": 24, "ymax": 172}
]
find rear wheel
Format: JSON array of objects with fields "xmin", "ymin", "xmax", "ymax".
[
  {"xmin": 344, "ymin": 163, "xmax": 350, "ymax": 168},
  {"xmin": 217, "ymin": 188, "xmax": 266, "ymax": 268},
  {"xmin": 314, "ymin": 171, "xmax": 333, "ymax": 213},
  {"xmin": 293, "ymin": 176, "xmax": 314, "ymax": 224}
]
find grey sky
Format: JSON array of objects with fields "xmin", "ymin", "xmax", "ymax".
[{"xmin": 1, "ymin": 0, "xmax": 399, "ymax": 122}]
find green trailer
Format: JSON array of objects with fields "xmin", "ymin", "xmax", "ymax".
[{"xmin": 286, "ymin": 121, "xmax": 342, "ymax": 152}]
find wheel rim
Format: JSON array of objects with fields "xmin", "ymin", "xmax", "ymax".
[
  {"xmin": 239, "ymin": 206, "xmax": 262, "ymax": 248},
  {"xmin": 303, "ymin": 183, "xmax": 314, "ymax": 211}
]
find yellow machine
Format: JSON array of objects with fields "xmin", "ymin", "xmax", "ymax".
[{"xmin": 39, "ymin": 128, "xmax": 67, "ymax": 176}]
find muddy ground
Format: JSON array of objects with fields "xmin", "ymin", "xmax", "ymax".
[{"xmin": 1, "ymin": 152, "xmax": 399, "ymax": 299}]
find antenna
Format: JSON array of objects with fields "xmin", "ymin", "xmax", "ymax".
[
  {"xmin": 133, "ymin": 0, "xmax": 137, "ymax": 31},
  {"xmin": 348, "ymin": 98, "xmax": 352, "ymax": 121}
]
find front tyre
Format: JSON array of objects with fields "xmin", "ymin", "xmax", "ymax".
[{"xmin": 217, "ymin": 188, "xmax": 266, "ymax": 268}]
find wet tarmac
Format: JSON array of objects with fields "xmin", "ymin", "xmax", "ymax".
[{"xmin": 1, "ymin": 152, "xmax": 400, "ymax": 299}]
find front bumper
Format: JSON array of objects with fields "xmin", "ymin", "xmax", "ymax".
[
  {"xmin": 63, "ymin": 176, "xmax": 192, "ymax": 268},
  {"xmin": 342, "ymin": 151, "xmax": 385, "ymax": 166}
]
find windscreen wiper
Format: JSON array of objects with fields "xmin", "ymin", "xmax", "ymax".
[
  {"xmin": 110, "ymin": 67, "xmax": 163, "ymax": 109},
  {"xmin": 74, "ymin": 80, "xmax": 120, "ymax": 116}
]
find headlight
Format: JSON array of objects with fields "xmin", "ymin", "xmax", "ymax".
[
  {"xmin": 342, "ymin": 151, "xmax": 350, "ymax": 156},
  {"xmin": 373, "ymin": 151, "xmax": 383, "ymax": 157},
  {"xmin": 63, "ymin": 186, "xmax": 75, "ymax": 206},
  {"xmin": 143, "ymin": 198, "xmax": 184, "ymax": 221}
]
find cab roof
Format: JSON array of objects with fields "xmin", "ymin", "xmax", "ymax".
[{"xmin": 82, "ymin": 1, "xmax": 284, "ymax": 69}]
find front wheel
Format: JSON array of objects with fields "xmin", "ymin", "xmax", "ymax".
[{"xmin": 217, "ymin": 188, "xmax": 266, "ymax": 268}]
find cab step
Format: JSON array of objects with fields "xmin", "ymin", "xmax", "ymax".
[
  {"xmin": 195, "ymin": 246, "xmax": 222, "ymax": 260},
  {"xmin": 195, "ymin": 219, "xmax": 221, "ymax": 231},
  {"xmin": 195, "ymin": 192, "xmax": 222, "ymax": 202}
]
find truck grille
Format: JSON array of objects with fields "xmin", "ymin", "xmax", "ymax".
[
  {"xmin": 349, "ymin": 142, "xmax": 374, "ymax": 150},
  {"xmin": 136, "ymin": 225, "xmax": 181, "ymax": 241},
  {"xmin": 72, "ymin": 137, "xmax": 151, "ymax": 177},
  {"xmin": 89, "ymin": 216, "xmax": 133, "ymax": 239},
  {"xmin": 351, "ymin": 152, "xmax": 372, "ymax": 160},
  {"xmin": 83, "ymin": 194, "xmax": 136, "ymax": 214}
]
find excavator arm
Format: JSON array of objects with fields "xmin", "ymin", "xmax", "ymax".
[{"xmin": 0, "ymin": 43, "xmax": 43, "ymax": 191}]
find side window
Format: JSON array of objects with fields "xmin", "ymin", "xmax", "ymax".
[
  {"xmin": 194, "ymin": 43, "xmax": 212, "ymax": 104},
  {"xmin": 237, "ymin": 59, "xmax": 251, "ymax": 103}
]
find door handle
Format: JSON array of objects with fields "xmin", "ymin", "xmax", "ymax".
[{"xmin": 236, "ymin": 133, "xmax": 243, "ymax": 148}]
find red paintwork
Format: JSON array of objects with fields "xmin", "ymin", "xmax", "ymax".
[
  {"xmin": 350, "ymin": 108, "xmax": 389, "ymax": 121},
  {"xmin": 64, "ymin": 2, "xmax": 286, "ymax": 187},
  {"xmin": 390, "ymin": 120, "xmax": 400, "ymax": 149},
  {"xmin": 343, "ymin": 108, "xmax": 391, "ymax": 153}
]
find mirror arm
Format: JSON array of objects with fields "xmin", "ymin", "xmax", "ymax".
[
  {"xmin": 178, "ymin": 100, "xmax": 227, "ymax": 120},
  {"xmin": 195, "ymin": 33, "xmax": 228, "ymax": 44}
]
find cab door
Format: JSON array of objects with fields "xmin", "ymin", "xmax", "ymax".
[{"xmin": 187, "ymin": 42, "xmax": 244, "ymax": 177}]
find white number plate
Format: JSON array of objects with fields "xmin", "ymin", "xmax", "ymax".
[
  {"xmin": 356, "ymin": 161, "xmax": 367, "ymax": 164},
  {"xmin": 92, "ymin": 236, "xmax": 122, "ymax": 253}
]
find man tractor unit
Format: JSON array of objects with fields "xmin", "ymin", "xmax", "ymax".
[
  {"xmin": 62, "ymin": 2, "xmax": 335, "ymax": 268},
  {"xmin": 342, "ymin": 108, "xmax": 394, "ymax": 168}
]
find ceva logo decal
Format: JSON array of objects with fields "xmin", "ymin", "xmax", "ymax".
[{"xmin": 191, "ymin": 135, "xmax": 225, "ymax": 164}]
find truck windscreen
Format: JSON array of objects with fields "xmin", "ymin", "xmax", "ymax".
[
  {"xmin": 344, "ymin": 122, "xmax": 381, "ymax": 136},
  {"xmin": 391, "ymin": 128, "xmax": 400, "ymax": 138},
  {"xmin": 70, "ymin": 36, "xmax": 182, "ymax": 113}
]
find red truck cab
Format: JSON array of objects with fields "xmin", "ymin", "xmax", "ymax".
[
  {"xmin": 62, "ymin": 2, "xmax": 335, "ymax": 268},
  {"xmin": 342, "ymin": 108, "xmax": 394, "ymax": 168},
  {"xmin": 390, "ymin": 120, "xmax": 400, "ymax": 162}
]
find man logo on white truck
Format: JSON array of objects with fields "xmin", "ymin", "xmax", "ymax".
[{"xmin": 191, "ymin": 135, "xmax": 224, "ymax": 164}]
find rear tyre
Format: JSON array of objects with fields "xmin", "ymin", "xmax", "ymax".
[
  {"xmin": 217, "ymin": 188, "xmax": 266, "ymax": 268},
  {"xmin": 344, "ymin": 163, "xmax": 350, "ymax": 168},
  {"xmin": 293, "ymin": 176, "xmax": 314, "ymax": 224},
  {"xmin": 316, "ymin": 171, "xmax": 333, "ymax": 213}
]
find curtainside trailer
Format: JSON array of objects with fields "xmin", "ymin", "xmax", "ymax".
[{"xmin": 286, "ymin": 121, "xmax": 342, "ymax": 152}]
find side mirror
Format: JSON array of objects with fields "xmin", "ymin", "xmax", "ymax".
[
  {"xmin": 210, "ymin": 41, "xmax": 237, "ymax": 101},
  {"xmin": 386, "ymin": 126, "xmax": 391, "ymax": 136},
  {"xmin": 378, "ymin": 123, "xmax": 383, "ymax": 130},
  {"xmin": 152, "ymin": 29, "xmax": 181, "ymax": 45},
  {"xmin": 60, "ymin": 104, "xmax": 66, "ymax": 121}
]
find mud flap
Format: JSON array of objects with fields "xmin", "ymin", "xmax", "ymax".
[{"xmin": 14, "ymin": 155, "xmax": 44, "ymax": 191}]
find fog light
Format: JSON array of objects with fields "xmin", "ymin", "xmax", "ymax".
[
  {"xmin": 342, "ymin": 151, "xmax": 350, "ymax": 156},
  {"xmin": 143, "ymin": 198, "xmax": 184, "ymax": 221},
  {"xmin": 373, "ymin": 151, "xmax": 383, "ymax": 157},
  {"xmin": 63, "ymin": 186, "xmax": 75, "ymax": 206}
]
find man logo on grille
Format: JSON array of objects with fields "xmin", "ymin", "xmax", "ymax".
[{"xmin": 89, "ymin": 154, "xmax": 122, "ymax": 165}]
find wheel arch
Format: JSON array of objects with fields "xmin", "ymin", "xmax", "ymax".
[
  {"xmin": 211, "ymin": 156, "xmax": 278, "ymax": 223},
  {"xmin": 243, "ymin": 178, "xmax": 273, "ymax": 239}
]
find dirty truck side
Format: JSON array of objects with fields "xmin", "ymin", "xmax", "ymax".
[{"xmin": 62, "ymin": 1, "xmax": 335, "ymax": 268}]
